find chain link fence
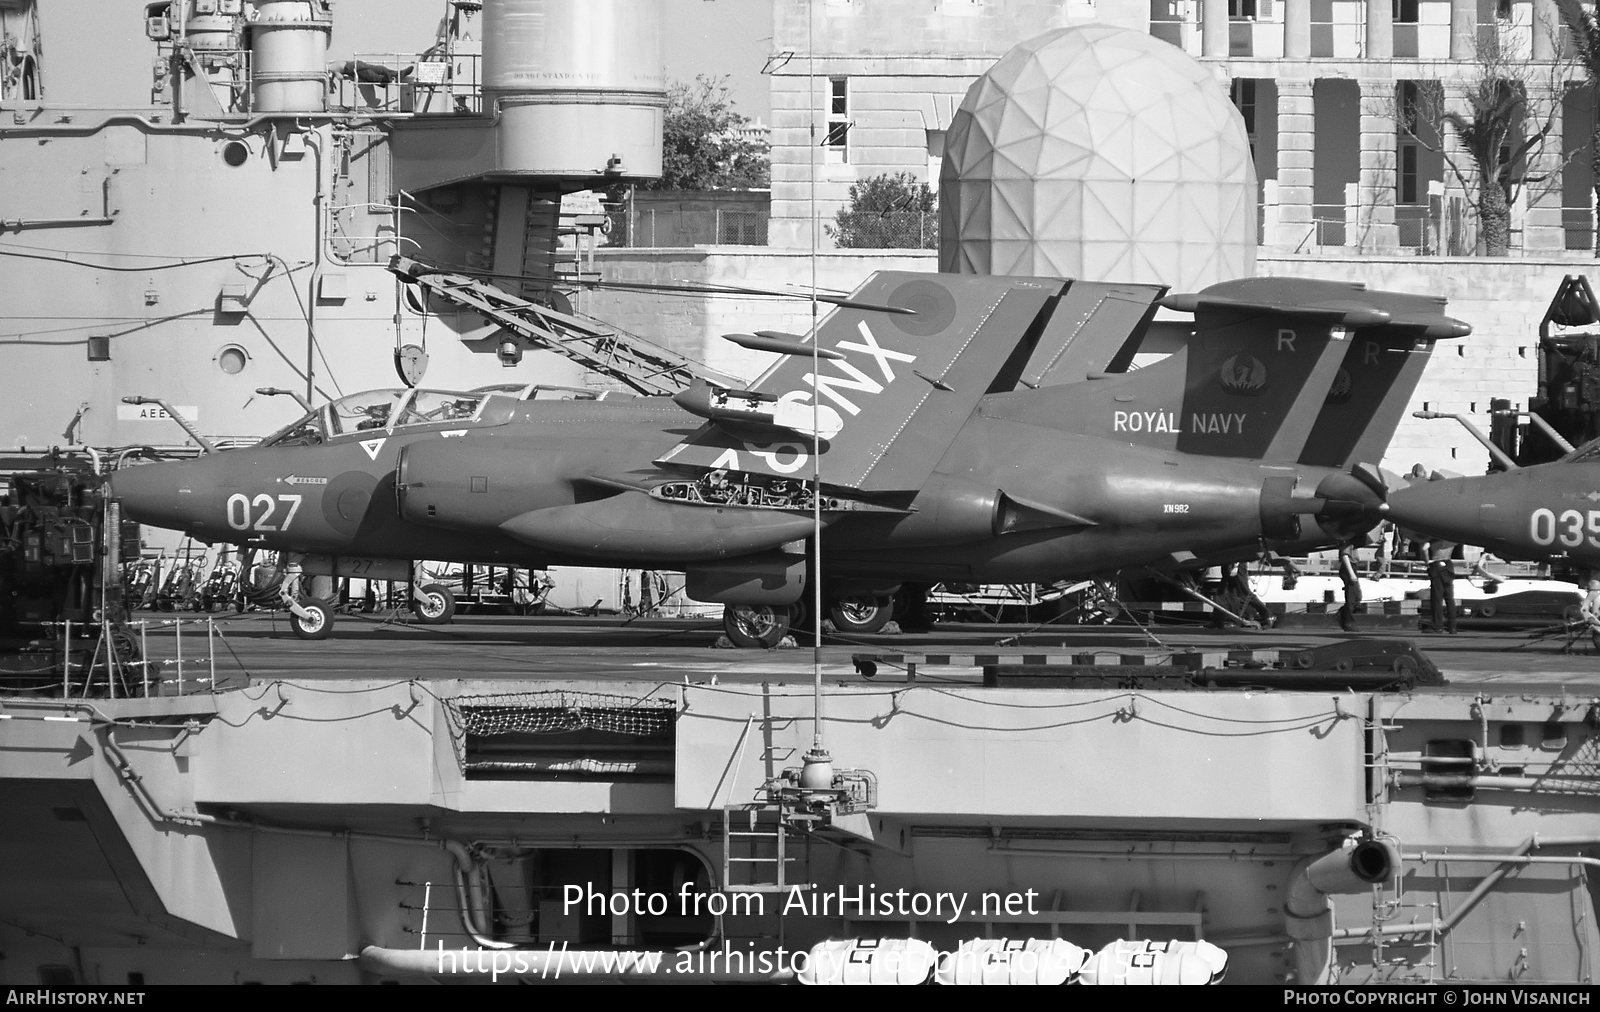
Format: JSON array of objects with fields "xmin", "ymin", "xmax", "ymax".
[
  {"xmin": 1564, "ymin": 207, "xmax": 1596, "ymax": 252},
  {"xmin": 611, "ymin": 206, "xmax": 769, "ymax": 248},
  {"xmin": 1310, "ymin": 207, "xmax": 1346, "ymax": 249},
  {"xmin": 1289, "ymin": 199, "xmax": 1595, "ymax": 256},
  {"xmin": 1394, "ymin": 206, "xmax": 1429, "ymax": 250}
]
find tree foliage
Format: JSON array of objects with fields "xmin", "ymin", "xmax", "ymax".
[
  {"xmin": 647, "ymin": 74, "xmax": 769, "ymax": 191},
  {"xmin": 826, "ymin": 172, "xmax": 938, "ymax": 249},
  {"xmin": 1396, "ymin": 30, "xmax": 1568, "ymax": 256}
]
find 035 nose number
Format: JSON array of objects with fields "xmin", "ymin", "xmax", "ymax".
[
  {"xmin": 1529, "ymin": 507, "xmax": 1600, "ymax": 549},
  {"xmin": 226, "ymin": 493, "xmax": 303, "ymax": 532}
]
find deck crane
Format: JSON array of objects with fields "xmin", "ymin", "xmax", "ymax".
[{"xmin": 387, "ymin": 255, "xmax": 726, "ymax": 395}]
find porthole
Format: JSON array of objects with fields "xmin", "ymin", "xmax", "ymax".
[
  {"xmin": 216, "ymin": 345, "xmax": 249, "ymax": 375},
  {"xmin": 222, "ymin": 140, "xmax": 250, "ymax": 167}
]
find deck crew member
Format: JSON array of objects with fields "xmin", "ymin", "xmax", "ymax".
[
  {"xmin": 1337, "ymin": 542, "xmax": 1361, "ymax": 633},
  {"xmin": 1426, "ymin": 539, "xmax": 1459, "ymax": 634},
  {"xmin": 1223, "ymin": 562, "xmax": 1273, "ymax": 628}
]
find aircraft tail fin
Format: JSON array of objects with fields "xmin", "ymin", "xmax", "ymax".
[
  {"xmin": 1297, "ymin": 323, "xmax": 1468, "ymax": 470},
  {"xmin": 657, "ymin": 271, "xmax": 1067, "ymax": 492},
  {"xmin": 985, "ymin": 277, "xmax": 1469, "ymax": 462},
  {"xmin": 1012, "ymin": 281, "xmax": 1165, "ymax": 388}
]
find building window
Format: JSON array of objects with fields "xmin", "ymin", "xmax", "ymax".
[
  {"xmin": 1230, "ymin": 79, "xmax": 1257, "ymax": 135},
  {"xmin": 1394, "ymin": 81, "xmax": 1437, "ymax": 207},
  {"xmin": 1396, "ymin": 81, "xmax": 1423, "ymax": 204},
  {"xmin": 1397, "ymin": 80, "xmax": 1421, "ymax": 134},
  {"xmin": 1394, "ymin": 0, "xmax": 1419, "ymax": 23},
  {"xmin": 825, "ymin": 77, "xmax": 850, "ymax": 164},
  {"xmin": 927, "ymin": 128, "xmax": 946, "ymax": 186},
  {"xmin": 1400, "ymin": 144, "xmax": 1419, "ymax": 204},
  {"xmin": 1496, "ymin": 0, "xmax": 1511, "ymax": 20},
  {"xmin": 1229, "ymin": 0, "xmax": 1257, "ymax": 18},
  {"xmin": 1230, "ymin": 78, "xmax": 1259, "ymax": 160}
]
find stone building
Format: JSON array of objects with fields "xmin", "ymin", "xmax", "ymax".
[{"xmin": 767, "ymin": 0, "xmax": 1595, "ymax": 255}]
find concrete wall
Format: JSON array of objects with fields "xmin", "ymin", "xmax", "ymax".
[{"xmin": 769, "ymin": 65, "xmax": 988, "ymax": 247}]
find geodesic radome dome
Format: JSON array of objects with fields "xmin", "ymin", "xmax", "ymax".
[{"xmin": 939, "ymin": 25, "xmax": 1257, "ymax": 290}]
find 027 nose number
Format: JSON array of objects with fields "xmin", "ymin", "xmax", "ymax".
[
  {"xmin": 226, "ymin": 493, "xmax": 303, "ymax": 532},
  {"xmin": 1529, "ymin": 507, "xmax": 1600, "ymax": 549}
]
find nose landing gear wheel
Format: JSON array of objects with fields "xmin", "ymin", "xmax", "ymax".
[
  {"xmin": 723, "ymin": 604, "xmax": 791, "ymax": 649},
  {"xmin": 290, "ymin": 598, "xmax": 334, "ymax": 640},
  {"xmin": 828, "ymin": 595, "xmax": 895, "ymax": 634},
  {"xmin": 411, "ymin": 583, "xmax": 456, "ymax": 625}
]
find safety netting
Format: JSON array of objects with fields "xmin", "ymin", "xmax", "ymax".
[{"xmin": 441, "ymin": 689, "xmax": 678, "ymax": 772}]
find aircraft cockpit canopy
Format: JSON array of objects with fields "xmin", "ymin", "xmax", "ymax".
[
  {"xmin": 328, "ymin": 389, "xmax": 413, "ymax": 436},
  {"xmin": 257, "ymin": 384, "xmax": 604, "ymax": 447}
]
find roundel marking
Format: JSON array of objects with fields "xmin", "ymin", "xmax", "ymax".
[
  {"xmin": 887, "ymin": 279, "xmax": 958, "ymax": 336},
  {"xmin": 321, "ymin": 470, "xmax": 380, "ymax": 534}
]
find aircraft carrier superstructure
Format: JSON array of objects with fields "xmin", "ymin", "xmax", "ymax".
[
  {"xmin": 2, "ymin": 0, "xmax": 1599, "ymax": 988},
  {"xmin": 1, "ymin": 0, "xmax": 668, "ymax": 451}
]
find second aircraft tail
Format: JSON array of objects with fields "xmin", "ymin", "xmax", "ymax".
[{"xmin": 984, "ymin": 277, "xmax": 1470, "ymax": 463}]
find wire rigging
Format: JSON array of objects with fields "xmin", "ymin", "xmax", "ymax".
[{"xmin": 0, "ymin": 247, "xmax": 281, "ymax": 272}]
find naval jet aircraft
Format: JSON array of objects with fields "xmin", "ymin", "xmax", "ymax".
[
  {"xmin": 1378, "ymin": 272, "xmax": 1600, "ymax": 575},
  {"xmin": 1383, "ymin": 439, "xmax": 1600, "ymax": 571},
  {"xmin": 110, "ymin": 270, "xmax": 1468, "ymax": 645}
]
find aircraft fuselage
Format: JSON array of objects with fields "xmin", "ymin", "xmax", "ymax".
[
  {"xmin": 113, "ymin": 394, "xmax": 1361, "ymax": 587},
  {"xmin": 1383, "ymin": 462, "xmax": 1600, "ymax": 568}
]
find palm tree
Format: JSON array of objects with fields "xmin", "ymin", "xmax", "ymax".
[{"xmin": 1396, "ymin": 32, "xmax": 1566, "ymax": 255}]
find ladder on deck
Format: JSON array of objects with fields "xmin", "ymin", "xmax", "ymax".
[
  {"xmin": 722, "ymin": 804, "xmax": 816, "ymax": 894},
  {"xmin": 388, "ymin": 255, "xmax": 709, "ymax": 396}
]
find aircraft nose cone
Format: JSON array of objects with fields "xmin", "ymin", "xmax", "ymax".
[
  {"xmin": 1383, "ymin": 475, "xmax": 1488, "ymax": 545},
  {"xmin": 110, "ymin": 461, "xmax": 200, "ymax": 530}
]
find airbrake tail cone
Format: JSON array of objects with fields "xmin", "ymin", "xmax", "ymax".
[{"xmin": 1309, "ymin": 468, "xmax": 1388, "ymax": 542}]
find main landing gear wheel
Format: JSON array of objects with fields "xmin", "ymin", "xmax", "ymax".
[
  {"xmin": 723, "ymin": 604, "xmax": 791, "ymax": 649},
  {"xmin": 789, "ymin": 597, "xmax": 814, "ymax": 638},
  {"xmin": 829, "ymin": 595, "xmax": 895, "ymax": 634},
  {"xmin": 290, "ymin": 598, "xmax": 334, "ymax": 640},
  {"xmin": 411, "ymin": 583, "xmax": 456, "ymax": 625}
]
